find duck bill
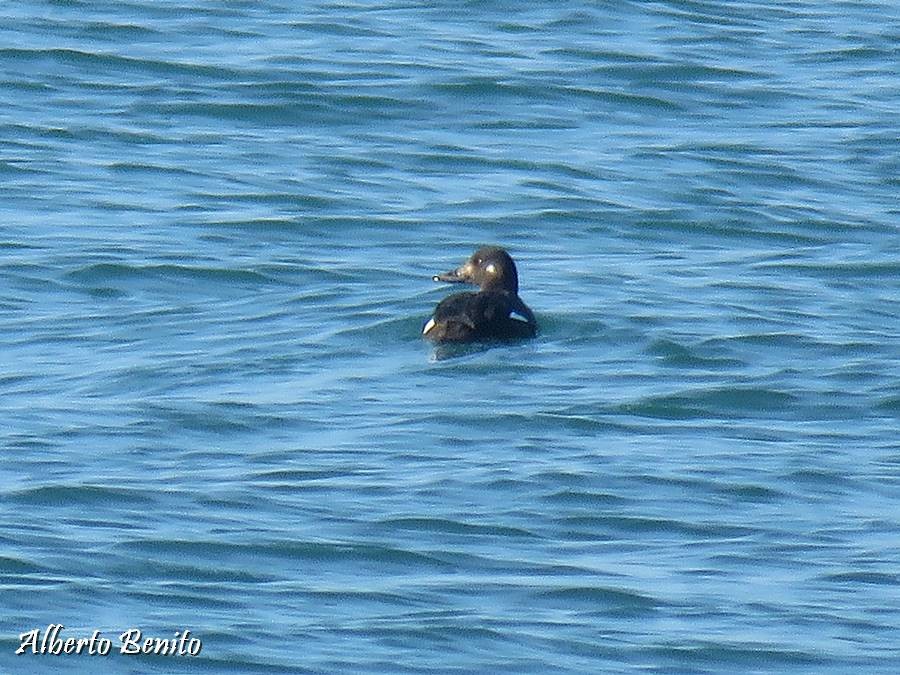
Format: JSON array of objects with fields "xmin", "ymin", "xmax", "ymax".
[{"xmin": 432, "ymin": 263, "xmax": 474, "ymax": 284}]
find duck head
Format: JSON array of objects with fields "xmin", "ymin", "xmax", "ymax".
[{"xmin": 433, "ymin": 246, "xmax": 519, "ymax": 294}]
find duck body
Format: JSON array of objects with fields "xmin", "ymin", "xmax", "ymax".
[{"xmin": 423, "ymin": 246, "xmax": 537, "ymax": 343}]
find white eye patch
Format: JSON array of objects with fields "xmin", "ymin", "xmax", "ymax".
[
  {"xmin": 422, "ymin": 317, "xmax": 436, "ymax": 335},
  {"xmin": 485, "ymin": 263, "xmax": 496, "ymax": 274}
]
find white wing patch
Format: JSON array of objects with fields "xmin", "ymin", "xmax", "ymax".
[
  {"xmin": 422, "ymin": 317, "xmax": 436, "ymax": 335},
  {"xmin": 510, "ymin": 310, "xmax": 529, "ymax": 323}
]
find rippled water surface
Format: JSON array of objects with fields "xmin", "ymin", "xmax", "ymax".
[{"xmin": 3, "ymin": 1, "xmax": 900, "ymax": 673}]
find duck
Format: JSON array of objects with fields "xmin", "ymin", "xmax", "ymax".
[{"xmin": 423, "ymin": 246, "xmax": 537, "ymax": 343}]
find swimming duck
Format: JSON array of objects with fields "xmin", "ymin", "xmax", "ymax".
[{"xmin": 423, "ymin": 246, "xmax": 537, "ymax": 343}]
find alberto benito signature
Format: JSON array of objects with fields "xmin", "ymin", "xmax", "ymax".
[{"xmin": 17, "ymin": 624, "xmax": 201, "ymax": 656}]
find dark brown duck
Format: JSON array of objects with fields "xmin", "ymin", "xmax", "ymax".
[{"xmin": 423, "ymin": 246, "xmax": 537, "ymax": 343}]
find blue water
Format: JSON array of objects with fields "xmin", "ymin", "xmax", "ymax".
[{"xmin": 3, "ymin": 1, "xmax": 900, "ymax": 673}]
